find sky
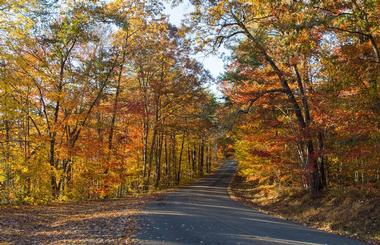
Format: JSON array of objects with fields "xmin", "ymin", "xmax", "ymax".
[{"xmin": 164, "ymin": 1, "xmax": 227, "ymax": 98}]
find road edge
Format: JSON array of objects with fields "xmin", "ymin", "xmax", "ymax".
[{"xmin": 227, "ymin": 171, "xmax": 376, "ymax": 245}]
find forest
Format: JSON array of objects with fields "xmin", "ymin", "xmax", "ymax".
[
  {"xmin": 1, "ymin": 0, "xmax": 379, "ymax": 243},
  {"xmin": 0, "ymin": 0, "xmax": 380, "ymax": 239},
  {"xmin": 207, "ymin": 0, "xmax": 380, "ymax": 196},
  {"xmin": 0, "ymin": 0, "xmax": 220, "ymax": 203}
]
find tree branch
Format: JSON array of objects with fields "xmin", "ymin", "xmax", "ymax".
[
  {"xmin": 238, "ymin": 88, "xmax": 286, "ymax": 114},
  {"xmin": 214, "ymin": 31, "xmax": 245, "ymax": 48}
]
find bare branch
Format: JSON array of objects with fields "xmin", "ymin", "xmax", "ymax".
[{"xmin": 214, "ymin": 31, "xmax": 244, "ymax": 48}]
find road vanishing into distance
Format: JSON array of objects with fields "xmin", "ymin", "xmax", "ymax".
[{"xmin": 135, "ymin": 160, "xmax": 366, "ymax": 245}]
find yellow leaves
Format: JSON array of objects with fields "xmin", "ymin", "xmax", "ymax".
[
  {"xmin": 0, "ymin": 169, "xmax": 5, "ymax": 183},
  {"xmin": 106, "ymin": 0, "xmax": 136, "ymax": 13},
  {"xmin": 0, "ymin": 0, "xmax": 36, "ymax": 42},
  {"xmin": 208, "ymin": 2, "xmax": 227, "ymax": 20},
  {"xmin": 0, "ymin": 0, "xmax": 212, "ymax": 203},
  {"xmin": 46, "ymin": 91, "xmax": 64, "ymax": 102},
  {"xmin": 298, "ymin": 29, "xmax": 310, "ymax": 43},
  {"xmin": 21, "ymin": 166, "xmax": 29, "ymax": 174}
]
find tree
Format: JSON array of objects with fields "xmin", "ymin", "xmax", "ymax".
[{"xmin": 189, "ymin": 0, "xmax": 327, "ymax": 195}]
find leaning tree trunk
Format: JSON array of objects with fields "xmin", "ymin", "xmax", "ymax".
[{"xmin": 234, "ymin": 16, "xmax": 322, "ymax": 196}]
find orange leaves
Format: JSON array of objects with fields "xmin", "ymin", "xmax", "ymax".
[{"xmin": 192, "ymin": 0, "xmax": 380, "ymax": 195}]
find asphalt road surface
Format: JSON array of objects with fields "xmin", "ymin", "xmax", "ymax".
[{"xmin": 135, "ymin": 160, "xmax": 366, "ymax": 245}]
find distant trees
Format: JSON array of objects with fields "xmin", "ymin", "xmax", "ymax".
[{"xmin": 0, "ymin": 0, "xmax": 219, "ymax": 203}]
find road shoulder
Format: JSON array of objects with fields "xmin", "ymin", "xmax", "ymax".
[{"xmin": 228, "ymin": 173, "xmax": 380, "ymax": 245}]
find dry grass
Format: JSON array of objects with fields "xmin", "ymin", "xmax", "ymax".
[{"xmin": 230, "ymin": 174, "xmax": 380, "ymax": 244}]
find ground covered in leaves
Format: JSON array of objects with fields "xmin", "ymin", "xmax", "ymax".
[
  {"xmin": 230, "ymin": 174, "xmax": 380, "ymax": 245},
  {"xmin": 0, "ymin": 197, "xmax": 150, "ymax": 244}
]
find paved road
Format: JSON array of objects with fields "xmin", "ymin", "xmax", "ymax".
[{"xmin": 135, "ymin": 160, "xmax": 366, "ymax": 245}]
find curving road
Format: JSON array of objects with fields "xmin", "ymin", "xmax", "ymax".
[{"xmin": 135, "ymin": 160, "xmax": 366, "ymax": 245}]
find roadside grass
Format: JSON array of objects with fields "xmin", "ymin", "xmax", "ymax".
[{"xmin": 229, "ymin": 174, "xmax": 380, "ymax": 244}]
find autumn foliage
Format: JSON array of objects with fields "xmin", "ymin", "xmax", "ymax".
[
  {"xmin": 1, "ymin": 0, "xmax": 379, "ymax": 204},
  {"xmin": 0, "ymin": 0, "xmax": 219, "ymax": 203},
  {"xmin": 190, "ymin": 0, "xmax": 380, "ymax": 196}
]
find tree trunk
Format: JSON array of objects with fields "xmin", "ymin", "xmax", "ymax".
[
  {"xmin": 171, "ymin": 132, "xmax": 177, "ymax": 185},
  {"xmin": 49, "ymin": 138, "xmax": 59, "ymax": 198},
  {"xmin": 235, "ymin": 19, "xmax": 322, "ymax": 195},
  {"xmin": 4, "ymin": 119, "xmax": 11, "ymax": 191},
  {"xmin": 206, "ymin": 143, "xmax": 211, "ymax": 173},
  {"xmin": 293, "ymin": 65, "xmax": 311, "ymax": 125},
  {"xmin": 318, "ymin": 131, "xmax": 327, "ymax": 189},
  {"xmin": 155, "ymin": 132, "xmax": 163, "ymax": 188},
  {"xmin": 199, "ymin": 140, "xmax": 204, "ymax": 177},
  {"xmin": 141, "ymin": 79, "xmax": 149, "ymax": 180},
  {"xmin": 147, "ymin": 128, "xmax": 157, "ymax": 185},
  {"xmin": 192, "ymin": 145, "xmax": 197, "ymax": 176},
  {"xmin": 176, "ymin": 133, "xmax": 186, "ymax": 184},
  {"xmin": 187, "ymin": 145, "xmax": 192, "ymax": 180},
  {"xmin": 164, "ymin": 135, "xmax": 169, "ymax": 182},
  {"xmin": 108, "ymin": 54, "xmax": 125, "ymax": 153},
  {"xmin": 24, "ymin": 92, "xmax": 31, "ymax": 195}
]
